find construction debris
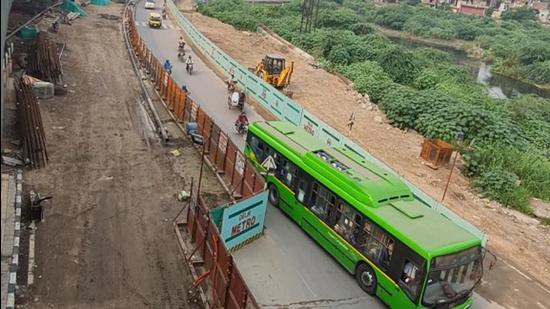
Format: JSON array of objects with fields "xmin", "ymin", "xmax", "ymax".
[{"xmin": 27, "ymin": 31, "xmax": 63, "ymax": 83}]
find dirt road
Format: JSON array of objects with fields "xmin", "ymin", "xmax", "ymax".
[
  {"xmin": 20, "ymin": 3, "xmax": 225, "ymax": 308},
  {"xmin": 177, "ymin": 4, "xmax": 550, "ymax": 290}
]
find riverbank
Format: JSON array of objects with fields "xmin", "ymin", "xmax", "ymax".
[
  {"xmin": 375, "ymin": 24, "xmax": 550, "ymax": 96},
  {"xmin": 373, "ymin": 24, "xmax": 482, "ymax": 57}
]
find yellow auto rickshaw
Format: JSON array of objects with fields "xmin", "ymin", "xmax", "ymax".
[{"xmin": 148, "ymin": 12, "xmax": 162, "ymax": 28}]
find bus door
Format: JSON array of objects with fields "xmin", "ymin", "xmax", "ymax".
[
  {"xmin": 294, "ymin": 170, "xmax": 312, "ymax": 220},
  {"xmin": 387, "ymin": 243, "xmax": 425, "ymax": 308}
]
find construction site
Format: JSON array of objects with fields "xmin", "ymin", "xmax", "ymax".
[{"xmin": 1, "ymin": 0, "xmax": 549, "ymax": 309}]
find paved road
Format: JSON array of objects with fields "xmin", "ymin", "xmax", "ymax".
[
  {"xmin": 135, "ymin": 5, "xmax": 262, "ymax": 150},
  {"xmin": 134, "ymin": 2, "xmax": 548, "ymax": 309}
]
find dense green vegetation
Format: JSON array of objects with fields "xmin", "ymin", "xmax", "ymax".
[{"xmin": 199, "ymin": 0, "xmax": 550, "ymax": 214}]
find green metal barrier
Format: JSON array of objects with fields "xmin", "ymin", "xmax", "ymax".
[{"xmin": 166, "ymin": 0, "xmax": 488, "ymax": 245}]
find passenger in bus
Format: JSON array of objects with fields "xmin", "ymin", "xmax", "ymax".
[
  {"xmin": 401, "ymin": 260, "xmax": 421, "ymax": 294},
  {"xmin": 379, "ymin": 239, "xmax": 394, "ymax": 267},
  {"xmin": 327, "ymin": 200, "xmax": 342, "ymax": 227},
  {"xmin": 348, "ymin": 214, "xmax": 363, "ymax": 245}
]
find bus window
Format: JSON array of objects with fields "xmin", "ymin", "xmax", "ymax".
[
  {"xmin": 296, "ymin": 178, "xmax": 308, "ymax": 203},
  {"xmin": 325, "ymin": 195, "xmax": 340, "ymax": 227},
  {"xmin": 358, "ymin": 220, "xmax": 394, "ymax": 271},
  {"xmin": 334, "ymin": 201, "xmax": 357, "ymax": 241},
  {"xmin": 400, "ymin": 259, "xmax": 421, "ymax": 301},
  {"xmin": 310, "ymin": 182, "xmax": 334, "ymax": 220},
  {"xmin": 249, "ymin": 135, "xmax": 267, "ymax": 162}
]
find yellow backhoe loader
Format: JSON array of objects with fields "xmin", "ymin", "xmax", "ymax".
[{"xmin": 251, "ymin": 54, "xmax": 294, "ymax": 98}]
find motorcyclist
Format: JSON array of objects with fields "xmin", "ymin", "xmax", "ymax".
[
  {"xmin": 178, "ymin": 36, "xmax": 185, "ymax": 50},
  {"xmin": 164, "ymin": 59, "xmax": 172, "ymax": 74},
  {"xmin": 181, "ymin": 84, "xmax": 188, "ymax": 93},
  {"xmin": 236, "ymin": 111, "xmax": 249, "ymax": 133},
  {"xmin": 226, "ymin": 73, "xmax": 236, "ymax": 92},
  {"xmin": 185, "ymin": 55, "xmax": 193, "ymax": 72}
]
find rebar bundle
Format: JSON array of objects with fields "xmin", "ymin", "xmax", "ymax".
[
  {"xmin": 15, "ymin": 75, "xmax": 48, "ymax": 168},
  {"xmin": 27, "ymin": 31, "xmax": 62, "ymax": 83}
]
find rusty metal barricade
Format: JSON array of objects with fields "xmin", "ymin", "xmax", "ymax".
[
  {"xmin": 186, "ymin": 190, "xmax": 261, "ymax": 308},
  {"xmin": 124, "ymin": 6, "xmax": 265, "ymax": 308}
]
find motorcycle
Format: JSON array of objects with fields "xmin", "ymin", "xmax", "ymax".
[
  {"xmin": 227, "ymin": 91, "xmax": 244, "ymax": 111},
  {"xmin": 178, "ymin": 51, "xmax": 185, "ymax": 62},
  {"xmin": 234, "ymin": 120, "xmax": 248, "ymax": 135},
  {"xmin": 186, "ymin": 62, "xmax": 193, "ymax": 75}
]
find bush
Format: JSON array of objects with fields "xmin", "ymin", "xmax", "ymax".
[
  {"xmin": 377, "ymin": 46, "xmax": 420, "ymax": 84},
  {"xmin": 518, "ymin": 42, "xmax": 550, "ymax": 65},
  {"xmin": 350, "ymin": 23, "xmax": 375, "ymax": 35},
  {"xmin": 341, "ymin": 61, "xmax": 394, "ymax": 102},
  {"xmin": 327, "ymin": 45, "xmax": 352, "ymax": 64},
  {"xmin": 414, "ymin": 68, "xmax": 439, "ymax": 90},
  {"xmin": 472, "ymin": 168, "xmax": 531, "ymax": 213},
  {"xmin": 520, "ymin": 60, "xmax": 550, "ymax": 84},
  {"xmin": 316, "ymin": 8, "xmax": 360, "ymax": 29},
  {"xmin": 463, "ymin": 144, "xmax": 550, "ymax": 202}
]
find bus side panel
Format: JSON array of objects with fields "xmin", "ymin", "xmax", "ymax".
[
  {"xmin": 300, "ymin": 209, "xmax": 356, "ymax": 273},
  {"xmin": 269, "ymin": 177, "xmax": 302, "ymax": 224},
  {"xmin": 375, "ymin": 273, "xmax": 400, "ymax": 308}
]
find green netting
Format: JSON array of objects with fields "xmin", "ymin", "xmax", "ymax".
[
  {"xmin": 91, "ymin": 0, "xmax": 111, "ymax": 5},
  {"xmin": 62, "ymin": 0, "xmax": 87, "ymax": 16},
  {"xmin": 17, "ymin": 26, "xmax": 39, "ymax": 39}
]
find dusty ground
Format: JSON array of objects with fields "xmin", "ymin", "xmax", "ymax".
[
  {"xmin": 18, "ymin": 3, "xmax": 226, "ymax": 308},
  {"xmin": 176, "ymin": 2, "xmax": 550, "ymax": 287}
]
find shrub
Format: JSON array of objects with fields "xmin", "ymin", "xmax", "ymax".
[
  {"xmin": 472, "ymin": 168, "xmax": 531, "ymax": 213},
  {"xmin": 350, "ymin": 23, "xmax": 375, "ymax": 35},
  {"xmin": 520, "ymin": 60, "xmax": 550, "ymax": 84},
  {"xmin": 377, "ymin": 46, "xmax": 420, "ymax": 84}
]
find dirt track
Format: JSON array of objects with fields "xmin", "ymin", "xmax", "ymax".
[
  {"xmin": 178, "ymin": 4, "xmax": 550, "ymax": 287},
  {"xmin": 20, "ymin": 3, "xmax": 225, "ymax": 308}
]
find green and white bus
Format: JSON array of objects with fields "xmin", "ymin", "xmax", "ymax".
[{"xmin": 244, "ymin": 121, "xmax": 484, "ymax": 309}]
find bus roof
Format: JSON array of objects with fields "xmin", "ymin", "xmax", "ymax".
[{"xmin": 250, "ymin": 121, "xmax": 480, "ymax": 257}]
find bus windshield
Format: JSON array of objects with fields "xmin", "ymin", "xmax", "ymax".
[{"xmin": 423, "ymin": 246, "xmax": 482, "ymax": 307}]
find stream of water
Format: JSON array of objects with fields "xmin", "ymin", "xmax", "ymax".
[{"xmin": 389, "ymin": 37, "xmax": 550, "ymax": 99}]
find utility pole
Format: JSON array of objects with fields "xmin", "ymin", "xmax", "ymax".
[{"xmin": 441, "ymin": 132, "xmax": 465, "ymax": 203}]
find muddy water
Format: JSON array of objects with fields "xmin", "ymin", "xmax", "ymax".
[{"xmin": 389, "ymin": 37, "xmax": 550, "ymax": 99}]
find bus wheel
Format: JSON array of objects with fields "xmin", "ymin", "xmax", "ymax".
[
  {"xmin": 268, "ymin": 183, "xmax": 280, "ymax": 207},
  {"xmin": 356, "ymin": 263, "xmax": 377, "ymax": 295}
]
